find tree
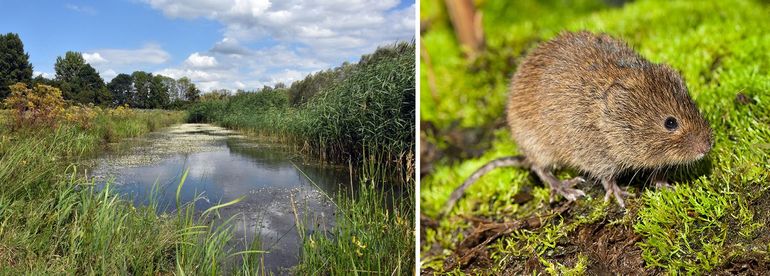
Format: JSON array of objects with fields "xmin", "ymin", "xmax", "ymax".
[
  {"xmin": 261, "ymin": 85, "xmax": 274, "ymax": 94},
  {"xmin": 149, "ymin": 74, "xmax": 170, "ymax": 108},
  {"xmin": 0, "ymin": 33, "xmax": 33, "ymax": 99},
  {"xmin": 201, "ymin": 89, "xmax": 230, "ymax": 101},
  {"xmin": 54, "ymin": 51, "xmax": 109, "ymax": 104},
  {"xmin": 80, "ymin": 64, "xmax": 111, "ymax": 104},
  {"xmin": 131, "ymin": 71, "xmax": 152, "ymax": 108},
  {"xmin": 178, "ymin": 77, "xmax": 200, "ymax": 102},
  {"xmin": 54, "ymin": 52, "xmax": 85, "ymax": 84},
  {"xmin": 108, "ymin": 73, "xmax": 133, "ymax": 106},
  {"xmin": 154, "ymin": 75, "xmax": 177, "ymax": 102}
]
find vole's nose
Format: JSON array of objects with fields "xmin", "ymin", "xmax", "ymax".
[{"xmin": 694, "ymin": 140, "xmax": 711, "ymax": 159}]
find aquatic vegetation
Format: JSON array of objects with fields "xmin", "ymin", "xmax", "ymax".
[
  {"xmin": 188, "ymin": 42, "xmax": 416, "ymax": 181},
  {"xmin": 421, "ymin": 0, "xmax": 770, "ymax": 273},
  {"xmin": 171, "ymin": 169, "xmax": 248, "ymax": 275}
]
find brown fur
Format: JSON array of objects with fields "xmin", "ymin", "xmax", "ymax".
[
  {"xmin": 442, "ymin": 31, "xmax": 713, "ymax": 215},
  {"xmin": 507, "ymin": 31, "xmax": 712, "ymax": 180}
]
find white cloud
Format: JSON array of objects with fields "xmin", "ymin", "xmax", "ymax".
[
  {"xmin": 155, "ymin": 68, "xmax": 223, "ymax": 82},
  {"xmin": 210, "ymin": 38, "xmax": 252, "ymax": 56},
  {"xmin": 141, "ymin": 0, "xmax": 414, "ymax": 91},
  {"xmin": 154, "ymin": 66, "xmax": 251, "ymax": 91},
  {"xmin": 34, "ymin": 71, "xmax": 54, "ymax": 79},
  {"xmin": 145, "ymin": 0, "xmax": 270, "ymax": 19},
  {"xmin": 249, "ymin": 45, "xmax": 328, "ymax": 69},
  {"xmin": 85, "ymin": 44, "xmax": 170, "ymax": 66},
  {"xmin": 83, "ymin": 44, "xmax": 171, "ymax": 82},
  {"xmin": 268, "ymin": 69, "xmax": 304, "ymax": 84},
  {"xmin": 196, "ymin": 81, "xmax": 221, "ymax": 92},
  {"xmin": 83, "ymin": 52, "xmax": 107, "ymax": 64},
  {"xmin": 101, "ymin": 69, "xmax": 118, "ymax": 81},
  {"xmin": 184, "ymin": 52, "xmax": 218, "ymax": 68}
]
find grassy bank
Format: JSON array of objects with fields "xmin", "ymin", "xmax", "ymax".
[
  {"xmin": 188, "ymin": 42, "xmax": 417, "ymax": 274},
  {"xmin": 0, "ymin": 108, "xmax": 235, "ymax": 274},
  {"xmin": 188, "ymin": 42, "xmax": 416, "ymax": 181},
  {"xmin": 293, "ymin": 161, "xmax": 415, "ymax": 275},
  {"xmin": 421, "ymin": 0, "xmax": 770, "ymax": 274}
]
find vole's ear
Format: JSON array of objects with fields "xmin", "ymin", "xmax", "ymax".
[
  {"xmin": 599, "ymin": 80, "xmax": 631, "ymax": 126},
  {"xmin": 600, "ymin": 81, "xmax": 631, "ymax": 119},
  {"xmin": 602, "ymin": 79, "xmax": 630, "ymax": 103}
]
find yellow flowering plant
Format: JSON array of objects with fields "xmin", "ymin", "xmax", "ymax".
[{"xmin": 3, "ymin": 83, "xmax": 65, "ymax": 128}]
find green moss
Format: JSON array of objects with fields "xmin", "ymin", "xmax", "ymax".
[
  {"xmin": 421, "ymin": 0, "xmax": 770, "ymax": 273},
  {"xmin": 541, "ymin": 254, "xmax": 589, "ymax": 276},
  {"xmin": 634, "ymin": 180, "xmax": 730, "ymax": 272}
]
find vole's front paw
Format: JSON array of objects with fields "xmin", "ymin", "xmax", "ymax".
[{"xmin": 604, "ymin": 182, "xmax": 633, "ymax": 208}]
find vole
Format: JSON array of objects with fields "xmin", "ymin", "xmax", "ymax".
[{"xmin": 442, "ymin": 31, "xmax": 712, "ymax": 215}]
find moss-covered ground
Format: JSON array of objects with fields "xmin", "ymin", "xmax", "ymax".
[{"xmin": 420, "ymin": 0, "xmax": 770, "ymax": 274}]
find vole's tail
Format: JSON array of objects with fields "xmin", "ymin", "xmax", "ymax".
[{"xmin": 439, "ymin": 156, "xmax": 528, "ymax": 218}]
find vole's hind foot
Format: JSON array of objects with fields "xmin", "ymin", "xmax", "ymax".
[
  {"xmin": 551, "ymin": 177, "xmax": 587, "ymax": 202},
  {"xmin": 602, "ymin": 177, "xmax": 633, "ymax": 208},
  {"xmin": 532, "ymin": 167, "xmax": 586, "ymax": 202}
]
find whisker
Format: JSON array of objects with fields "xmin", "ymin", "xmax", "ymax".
[{"xmin": 645, "ymin": 167, "xmax": 657, "ymax": 188}]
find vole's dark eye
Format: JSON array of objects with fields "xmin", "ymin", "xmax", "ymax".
[{"xmin": 664, "ymin": 117, "xmax": 678, "ymax": 131}]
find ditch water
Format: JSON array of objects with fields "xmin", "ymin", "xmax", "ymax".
[{"xmin": 88, "ymin": 123, "xmax": 352, "ymax": 274}]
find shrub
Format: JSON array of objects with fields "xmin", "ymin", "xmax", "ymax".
[{"xmin": 3, "ymin": 83, "xmax": 65, "ymax": 128}]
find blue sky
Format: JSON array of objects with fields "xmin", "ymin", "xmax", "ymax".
[{"xmin": 0, "ymin": 0, "xmax": 415, "ymax": 91}]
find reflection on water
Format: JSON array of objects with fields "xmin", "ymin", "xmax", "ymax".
[
  {"xmin": 89, "ymin": 124, "xmax": 351, "ymax": 274},
  {"xmin": 97, "ymin": 145, "xmax": 348, "ymax": 211}
]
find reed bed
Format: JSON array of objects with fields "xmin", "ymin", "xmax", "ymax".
[{"xmin": 188, "ymin": 42, "xmax": 416, "ymax": 183}]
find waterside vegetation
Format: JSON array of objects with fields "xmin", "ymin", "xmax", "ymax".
[{"xmin": 188, "ymin": 42, "xmax": 416, "ymax": 182}]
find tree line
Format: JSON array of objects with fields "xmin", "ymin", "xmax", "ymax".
[
  {"xmin": 1, "ymin": 32, "xmax": 200, "ymax": 109},
  {"xmin": 3, "ymin": 31, "xmax": 410, "ymax": 111}
]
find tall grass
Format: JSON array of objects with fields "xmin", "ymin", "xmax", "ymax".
[
  {"xmin": 0, "ymin": 109, "xmax": 253, "ymax": 273},
  {"xmin": 187, "ymin": 42, "xmax": 416, "ymax": 182},
  {"xmin": 171, "ymin": 169, "xmax": 254, "ymax": 275},
  {"xmin": 292, "ymin": 156, "xmax": 415, "ymax": 275}
]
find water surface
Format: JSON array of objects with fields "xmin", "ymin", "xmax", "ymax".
[{"xmin": 90, "ymin": 123, "xmax": 351, "ymax": 274}]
